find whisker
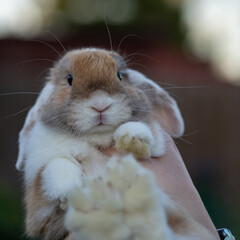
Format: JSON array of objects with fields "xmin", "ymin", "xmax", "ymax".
[
  {"xmin": 138, "ymin": 88, "xmax": 156, "ymax": 92},
  {"xmin": 42, "ymin": 109, "xmax": 93, "ymax": 125},
  {"xmin": 44, "ymin": 31, "xmax": 67, "ymax": 54},
  {"xmin": 42, "ymin": 112, "xmax": 69, "ymax": 124},
  {"xmin": 125, "ymin": 51, "xmax": 144, "ymax": 59},
  {"xmin": 55, "ymin": 118, "xmax": 69, "ymax": 131},
  {"xmin": 17, "ymin": 59, "xmax": 55, "ymax": 64},
  {"xmin": 131, "ymin": 81, "xmax": 152, "ymax": 87},
  {"xmin": 168, "ymin": 92, "xmax": 183, "ymax": 101},
  {"xmin": 117, "ymin": 34, "xmax": 144, "ymax": 53},
  {"xmin": 6, "ymin": 106, "xmax": 33, "ymax": 118},
  {"xmin": 131, "ymin": 106, "xmax": 191, "ymax": 142},
  {"xmin": 181, "ymin": 130, "xmax": 199, "ymax": 137},
  {"xmin": 138, "ymin": 89, "xmax": 179, "ymax": 99},
  {"xmin": 30, "ymin": 39, "xmax": 62, "ymax": 57},
  {"xmin": 149, "ymin": 112, "xmax": 192, "ymax": 144},
  {"xmin": 174, "ymin": 137, "xmax": 192, "ymax": 145},
  {"xmin": 128, "ymin": 62, "xmax": 152, "ymax": 73},
  {"xmin": 155, "ymin": 81, "xmax": 180, "ymax": 87},
  {"xmin": 126, "ymin": 52, "xmax": 163, "ymax": 66},
  {"xmin": 0, "ymin": 92, "xmax": 40, "ymax": 96},
  {"xmin": 130, "ymin": 81, "xmax": 201, "ymax": 101},
  {"xmin": 163, "ymin": 86, "xmax": 208, "ymax": 90},
  {"xmin": 34, "ymin": 68, "xmax": 49, "ymax": 82},
  {"xmin": 104, "ymin": 6, "xmax": 113, "ymax": 51}
]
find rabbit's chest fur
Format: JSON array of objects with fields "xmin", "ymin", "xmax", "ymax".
[{"xmin": 23, "ymin": 121, "xmax": 110, "ymax": 185}]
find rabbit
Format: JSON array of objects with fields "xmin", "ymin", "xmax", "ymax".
[{"xmin": 16, "ymin": 47, "xmax": 214, "ymax": 240}]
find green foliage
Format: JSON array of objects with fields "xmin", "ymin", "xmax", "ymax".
[
  {"xmin": 0, "ymin": 186, "xmax": 26, "ymax": 240},
  {"xmin": 53, "ymin": 0, "xmax": 184, "ymax": 44},
  {"xmin": 196, "ymin": 182, "xmax": 240, "ymax": 237}
]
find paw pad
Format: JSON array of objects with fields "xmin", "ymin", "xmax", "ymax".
[{"xmin": 116, "ymin": 134, "xmax": 150, "ymax": 159}]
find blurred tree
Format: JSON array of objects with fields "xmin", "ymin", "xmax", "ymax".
[{"xmin": 0, "ymin": 0, "xmax": 184, "ymax": 44}]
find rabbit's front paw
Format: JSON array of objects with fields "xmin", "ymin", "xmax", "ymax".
[
  {"xmin": 41, "ymin": 158, "xmax": 83, "ymax": 202},
  {"xmin": 65, "ymin": 155, "xmax": 168, "ymax": 240},
  {"xmin": 114, "ymin": 122, "xmax": 154, "ymax": 159},
  {"xmin": 105, "ymin": 155, "xmax": 170, "ymax": 240},
  {"xmin": 65, "ymin": 176, "xmax": 131, "ymax": 240},
  {"xmin": 105, "ymin": 155, "xmax": 159, "ymax": 209}
]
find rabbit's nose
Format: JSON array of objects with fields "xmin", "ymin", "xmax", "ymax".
[{"xmin": 91, "ymin": 104, "xmax": 111, "ymax": 113}]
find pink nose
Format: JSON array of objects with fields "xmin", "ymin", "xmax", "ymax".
[{"xmin": 91, "ymin": 104, "xmax": 111, "ymax": 113}]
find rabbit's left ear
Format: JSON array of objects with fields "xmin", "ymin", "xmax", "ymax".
[{"xmin": 126, "ymin": 69, "xmax": 184, "ymax": 137}]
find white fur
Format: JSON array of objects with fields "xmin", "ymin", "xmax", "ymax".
[
  {"xmin": 23, "ymin": 121, "xmax": 107, "ymax": 187},
  {"xmin": 88, "ymin": 90, "xmax": 113, "ymax": 111},
  {"xmin": 70, "ymin": 92, "xmax": 131, "ymax": 135},
  {"xmin": 24, "ymin": 122, "xmax": 81, "ymax": 184},
  {"xmin": 16, "ymin": 82, "xmax": 55, "ymax": 171},
  {"xmin": 150, "ymin": 121, "xmax": 166, "ymax": 157},
  {"xmin": 82, "ymin": 48, "xmax": 97, "ymax": 52},
  {"xmin": 114, "ymin": 121, "xmax": 165, "ymax": 157},
  {"xmin": 41, "ymin": 158, "xmax": 83, "ymax": 200},
  {"xmin": 126, "ymin": 68, "xmax": 162, "ymax": 91}
]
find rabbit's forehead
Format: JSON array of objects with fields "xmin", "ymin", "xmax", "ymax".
[{"xmin": 72, "ymin": 50, "xmax": 116, "ymax": 74}]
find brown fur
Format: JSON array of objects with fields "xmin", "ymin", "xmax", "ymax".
[
  {"xmin": 72, "ymin": 50, "xmax": 120, "ymax": 97},
  {"xmin": 124, "ymin": 83, "xmax": 151, "ymax": 121},
  {"xmin": 23, "ymin": 119, "xmax": 36, "ymax": 137},
  {"xmin": 166, "ymin": 204, "xmax": 216, "ymax": 238},
  {"xmin": 166, "ymin": 206, "xmax": 191, "ymax": 234},
  {"xmin": 25, "ymin": 167, "xmax": 68, "ymax": 240}
]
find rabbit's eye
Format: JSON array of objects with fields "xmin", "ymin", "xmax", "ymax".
[
  {"xmin": 117, "ymin": 71, "xmax": 122, "ymax": 81},
  {"xmin": 67, "ymin": 74, "xmax": 73, "ymax": 86}
]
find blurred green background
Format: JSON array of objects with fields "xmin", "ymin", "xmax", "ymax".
[{"xmin": 0, "ymin": 0, "xmax": 240, "ymax": 239}]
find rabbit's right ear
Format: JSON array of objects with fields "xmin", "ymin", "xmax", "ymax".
[
  {"xmin": 126, "ymin": 69, "xmax": 184, "ymax": 137},
  {"xmin": 16, "ymin": 82, "xmax": 55, "ymax": 171}
]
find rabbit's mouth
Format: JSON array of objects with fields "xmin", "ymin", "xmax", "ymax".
[{"xmin": 94, "ymin": 112, "xmax": 108, "ymax": 126}]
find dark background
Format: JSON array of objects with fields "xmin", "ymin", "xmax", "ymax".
[{"xmin": 0, "ymin": 1, "xmax": 239, "ymax": 239}]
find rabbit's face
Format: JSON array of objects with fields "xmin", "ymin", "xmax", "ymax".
[{"xmin": 41, "ymin": 48, "xmax": 151, "ymax": 136}]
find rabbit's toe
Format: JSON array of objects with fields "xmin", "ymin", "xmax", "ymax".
[
  {"xmin": 114, "ymin": 122, "xmax": 154, "ymax": 159},
  {"xmin": 117, "ymin": 134, "xmax": 150, "ymax": 159},
  {"xmin": 59, "ymin": 196, "xmax": 68, "ymax": 210},
  {"xmin": 65, "ymin": 178, "xmax": 130, "ymax": 240}
]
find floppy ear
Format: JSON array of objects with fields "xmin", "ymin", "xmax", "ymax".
[
  {"xmin": 16, "ymin": 82, "xmax": 55, "ymax": 171},
  {"xmin": 126, "ymin": 69, "xmax": 184, "ymax": 137}
]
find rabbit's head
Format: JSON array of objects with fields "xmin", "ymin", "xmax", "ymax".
[{"xmin": 41, "ymin": 48, "xmax": 184, "ymax": 137}]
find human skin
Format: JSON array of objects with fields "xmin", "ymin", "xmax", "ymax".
[{"xmin": 142, "ymin": 134, "xmax": 219, "ymax": 237}]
